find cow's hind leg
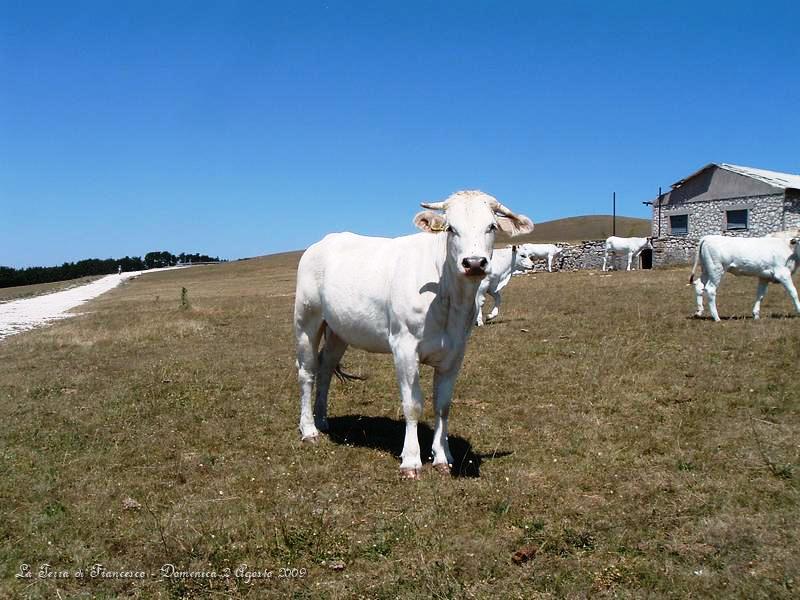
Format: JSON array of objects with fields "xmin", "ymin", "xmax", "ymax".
[
  {"xmin": 752, "ymin": 278, "xmax": 770, "ymax": 320},
  {"xmin": 486, "ymin": 290, "xmax": 501, "ymax": 321},
  {"xmin": 705, "ymin": 278, "xmax": 722, "ymax": 322},
  {"xmin": 392, "ymin": 338, "xmax": 424, "ymax": 479},
  {"xmin": 602, "ymin": 249, "xmax": 609, "ymax": 271},
  {"xmin": 314, "ymin": 327, "xmax": 349, "ymax": 433},
  {"xmin": 693, "ymin": 274, "xmax": 707, "ymax": 317},
  {"xmin": 296, "ymin": 312, "xmax": 325, "ymax": 441}
]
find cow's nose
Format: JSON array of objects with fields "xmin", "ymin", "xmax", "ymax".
[{"xmin": 462, "ymin": 256, "xmax": 488, "ymax": 274}]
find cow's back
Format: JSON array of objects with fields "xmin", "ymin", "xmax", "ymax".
[
  {"xmin": 525, "ymin": 243, "xmax": 557, "ymax": 258},
  {"xmin": 699, "ymin": 235, "xmax": 794, "ymax": 277}
]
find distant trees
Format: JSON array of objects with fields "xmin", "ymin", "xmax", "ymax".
[
  {"xmin": 0, "ymin": 251, "xmax": 223, "ymax": 289},
  {"xmin": 143, "ymin": 251, "xmax": 174, "ymax": 269},
  {"xmin": 141, "ymin": 251, "xmax": 222, "ymax": 269}
]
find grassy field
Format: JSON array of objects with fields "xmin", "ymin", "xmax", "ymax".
[
  {"xmin": 1, "ymin": 252, "xmax": 798, "ymax": 598},
  {"xmin": 0, "ymin": 276, "xmax": 104, "ymax": 303}
]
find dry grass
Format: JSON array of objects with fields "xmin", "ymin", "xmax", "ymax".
[
  {"xmin": 1, "ymin": 253, "xmax": 798, "ymax": 598},
  {"xmin": 0, "ymin": 276, "xmax": 104, "ymax": 302}
]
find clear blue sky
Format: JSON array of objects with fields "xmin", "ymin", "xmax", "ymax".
[{"xmin": 2, "ymin": 1, "xmax": 799, "ymax": 268}]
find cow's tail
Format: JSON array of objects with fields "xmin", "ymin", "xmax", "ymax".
[
  {"xmin": 689, "ymin": 238, "xmax": 705, "ymax": 285},
  {"xmin": 319, "ymin": 324, "xmax": 366, "ymax": 383},
  {"xmin": 333, "ymin": 365, "xmax": 366, "ymax": 383}
]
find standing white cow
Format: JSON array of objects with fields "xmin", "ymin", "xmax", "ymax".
[
  {"xmin": 602, "ymin": 236, "xmax": 653, "ymax": 272},
  {"xmin": 294, "ymin": 190, "xmax": 534, "ymax": 479},
  {"xmin": 689, "ymin": 234, "xmax": 800, "ymax": 321},
  {"xmin": 520, "ymin": 243, "xmax": 563, "ymax": 272},
  {"xmin": 475, "ymin": 245, "xmax": 535, "ymax": 326}
]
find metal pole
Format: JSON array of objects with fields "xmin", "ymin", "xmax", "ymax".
[
  {"xmin": 612, "ymin": 192, "xmax": 616, "ymax": 236},
  {"xmin": 657, "ymin": 186, "xmax": 662, "ymax": 238}
]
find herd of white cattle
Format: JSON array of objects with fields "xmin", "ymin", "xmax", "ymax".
[{"xmin": 293, "ymin": 190, "xmax": 800, "ymax": 478}]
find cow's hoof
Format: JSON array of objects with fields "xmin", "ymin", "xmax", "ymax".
[
  {"xmin": 433, "ymin": 463, "xmax": 452, "ymax": 476},
  {"xmin": 301, "ymin": 434, "xmax": 320, "ymax": 444},
  {"xmin": 399, "ymin": 467, "xmax": 422, "ymax": 480}
]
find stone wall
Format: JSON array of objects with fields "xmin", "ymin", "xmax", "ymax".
[
  {"xmin": 784, "ymin": 191, "xmax": 800, "ymax": 231},
  {"xmin": 523, "ymin": 237, "xmax": 698, "ymax": 271},
  {"xmin": 652, "ymin": 193, "xmax": 785, "ymax": 239},
  {"xmin": 652, "ymin": 236, "xmax": 698, "ymax": 268}
]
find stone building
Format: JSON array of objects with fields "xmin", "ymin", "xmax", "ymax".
[{"xmin": 649, "ymin": 163, "xmax": 800, "ymax": 267}]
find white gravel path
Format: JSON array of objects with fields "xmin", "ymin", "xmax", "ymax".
[{"xmin": 0, "ymin": 267, "xmax": 186, "ymax": 341}]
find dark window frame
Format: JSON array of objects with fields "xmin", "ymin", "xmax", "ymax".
[
  {"xmin": 669, "ymin": 213, "xmax": 689, "ymax": 236},
  {"xmin": 726, "ymin": 208, "xmax": 749, "ymax": 231}
]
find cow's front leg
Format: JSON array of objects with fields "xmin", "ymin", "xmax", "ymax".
[
  {"xmin": 475, "ymin": 279, "xmax": 490, "ymax": 326},
  {"xmin": 547, "ymin": 255, "xmax": 553, "ymax": 272},
  {"xmin": 486, "ymin": 290, "xmax": 501, "ymax": 321},
  {"xmin": 602, "ymin": 250, "xmax": 608, "ymax": 271},
  {"xmin": 432, "ymin": 367, "xmax": 458, "ymax": 474},
  {"xmin": 774, "ymin": 269, "xmax": 800, "ymax": 315},
  {"xmin": 626, "ymin": 252, "xmax": 633, "ymax": 271},
  {"xmin": 392, "ymin": 342, "xmax": 424, "ymax": 479}
]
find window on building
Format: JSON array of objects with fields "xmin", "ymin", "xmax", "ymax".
[
  {"xmin": 670, "ymin": 214, "xmax": 688, "ymax": 236},
  {"xmin": 726, "ymin": 209, "xmax": 748, "ymax": 231}
]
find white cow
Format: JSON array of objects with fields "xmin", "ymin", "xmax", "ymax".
[
  {"xmin": 475, "ymin": 245, "xmax": 535, "ymax": 326},
  {"xmin": 294, "ymin": 190, "xmax": 534, "ymax": 479},
  {"xmin": 520, "ymin": 242, "xmax": 563, "ymax": 272},
  {"xmin": 690, "ymin": 234, "xmax": 800, "ymax": 321},
  {"xmin": 602, "ymin": 236, "xmax": 653, "ymax": 271}
]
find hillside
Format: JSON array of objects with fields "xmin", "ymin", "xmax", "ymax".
[{"xmin": 509, "ymin": 214, "xmax": 651, "ymax": 244}]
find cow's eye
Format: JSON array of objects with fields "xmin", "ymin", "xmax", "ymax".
[
  {"xmin": 446, "ymin": 225, "xmax": 456, "ymax": 235},
  {"xmin": 487, "ymin": 223, "xmax": 498, "ymax": 233}
]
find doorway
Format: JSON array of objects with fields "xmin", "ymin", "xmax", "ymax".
[{"xmin": 640, "ymin": 248, "xmax": 653, "ymax": 270}]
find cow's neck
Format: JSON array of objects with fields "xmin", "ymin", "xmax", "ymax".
[{"xmin": 432, "ymin": 234, "xmax": 480, "ymax": 327}]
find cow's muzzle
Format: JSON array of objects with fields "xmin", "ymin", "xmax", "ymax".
[{"xmin": 461, "ymin": 256, "xmax": 488, "ymax": 277}]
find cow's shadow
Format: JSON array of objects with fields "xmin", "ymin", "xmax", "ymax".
[
  {"xmin": 688, "ymin": 313, "xmax": 798, "ymax": 321},
  {"xmin": 326, "ymin": 415, "xmax": 511, "ymax": 478}
]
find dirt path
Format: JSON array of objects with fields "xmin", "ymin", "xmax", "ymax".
[{"xmin": 0, "ymin": 267, "xmax": 185, "ymax": 341}]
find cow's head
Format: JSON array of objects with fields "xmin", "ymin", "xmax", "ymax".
[
  {"xmin": 514, "ymin": 244, "xmax": 537, "ymax": 271},
  {"xmin": 414, "ymin": 190, "xmax": 534, "ymax": 278}
]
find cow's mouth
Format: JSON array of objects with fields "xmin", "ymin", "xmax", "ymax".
[{"xmin": 463, "ymin": 267, "xmax": 487, "ymax": 278}]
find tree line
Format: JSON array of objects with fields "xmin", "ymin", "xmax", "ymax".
[{"xmin": 0, "ymin": 251, "xmax": 223, "ymax": 289}]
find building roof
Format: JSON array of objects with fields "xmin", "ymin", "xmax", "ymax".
[{"xmin": 671, "ymin": 162, "xmax": 800, "ymax": 191}]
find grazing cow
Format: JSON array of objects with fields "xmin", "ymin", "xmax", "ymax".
[
  {"xmin": 475, "ymin": 245, "xmax": 535, "ymax": 326},
  {"xmin": 689, "ymin": 234, "xmax": 800, "ymax": 321},
  {"xmin": 294, "ymin": 190, "xmax": 534, "ymax": 478},
  {"xmin": 520, "ymin": 242, "xmax": 563, "ymax": 272},
  {"xmin": 602, "ymin": 236, "xmax": 653, "ymax": 271}
]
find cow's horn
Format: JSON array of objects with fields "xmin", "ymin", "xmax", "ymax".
[{"xmin": 420, "ymin": 201, "xmax": 448, "ymax": 210}]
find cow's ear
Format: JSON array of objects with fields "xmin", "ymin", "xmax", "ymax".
[
  {"xmin": 496, "ymin": 214, "xmax": 534, "ymax": 237},
  {"xmin": 414, "ymin": 210, "xmax": 447, "ymax": 233},
  {"xmin": 512, "ymin": 245, "xmax": 517, "ymax": 252}
]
